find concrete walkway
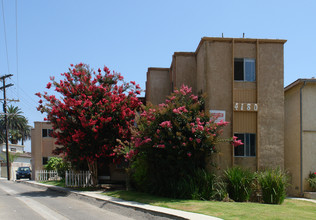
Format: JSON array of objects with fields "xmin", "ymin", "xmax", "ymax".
[{"xmin": 16, "ymin": 179, "xmax": 221, "ymax": 220}]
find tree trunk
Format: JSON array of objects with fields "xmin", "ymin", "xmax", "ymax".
[{"xmin": 87, "ymin": 160, "xmax": 98, "ymax": 186}]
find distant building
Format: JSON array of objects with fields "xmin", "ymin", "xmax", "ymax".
[
  {"xmin": 31, "ymin": 122, "xmax": 58, "ymax": 179},
  {"xmin": 284, "ymin": 78, "xmax": 316, "ymax": 196},
  {"xmin": 31, "ymin": 121, "xmax": 126, "ymax": 183},
  {"xmin": 0, "ymin": 143, "xmax": 31, "ymax": 180},
  {"xmin": 146, "ymin": 37, "xmax": 286, "ymax": 172}
]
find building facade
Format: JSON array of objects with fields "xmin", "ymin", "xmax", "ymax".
[
  {"xmin": 31, "ymin": 122, "xmax": 57, "ymax": 179},
  {"xmin": 146, "ymin": 37, "xmax": 286, "ymax": 172},
  {"xmin": 284, "ymin": 79, "xmax": 316, "ymax": 196},
  {"xmin": 31, "ymin": 121, "xmax": 126, "ymax": 182}
]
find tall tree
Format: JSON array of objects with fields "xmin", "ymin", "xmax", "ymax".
[
  {"xmin": 0, "ymin": 105, "xmax": 30, "ymax": 144},
  {"xmin": 36, "ymin": 63, "xmax": 142, "ymax": 185}
]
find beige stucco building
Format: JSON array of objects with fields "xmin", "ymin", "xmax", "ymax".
[
  {"xmin": 31, "ymin": 122, "xmax": 57, "ymax": 179},
  {"xmin": 285, "ymin": 79, "xmax": 316, "ymax": 196},
  {"xmin": 146, "ymin": 37, "xmax": 286, "ymax": 172},
  {"xmin": 31, "ymin": 121, "xmax": 126, "ymax": 182}
]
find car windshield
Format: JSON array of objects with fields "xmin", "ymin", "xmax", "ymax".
[{"xmin": 18, "ymin": 167, "xmax": 30, "ymax": 172}]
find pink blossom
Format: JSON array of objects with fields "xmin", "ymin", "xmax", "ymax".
[
  {"xmin": 189, "ymin": 137, "xmax": 193, "ymax": 141},
  {"xmin": 187, "ymin": 152, "xmax": 192, "ymax": 157},
  {"xmin": 159, "ymin": 121, "xmax": 172, "ymax": 128},
  {"xmin": 157, "ymin": 144, "xmax": 165, "ymax": 149},
  {"xmin": 46, "ymin": 82, "xmax": 52, "ymax": 89},
  {"xmin": 196, "ymin": 138, "xmax": 201, "ymax": 143},
  {"xmin": 217, "ymin": 120, "xmax": 229, "ymax": 126},
  {"xmin": 233, "ymin": 140, "xmax": 243, "ymax": 147}
]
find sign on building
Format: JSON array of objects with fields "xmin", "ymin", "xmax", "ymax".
[{"xmin": 210, "ymin": 110, "xmax": 226, "ymax": 123}]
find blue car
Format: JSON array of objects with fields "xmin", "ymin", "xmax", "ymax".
[{"xmin": 16, "ymin": 167, "xmax": 31, "ymax": 180}]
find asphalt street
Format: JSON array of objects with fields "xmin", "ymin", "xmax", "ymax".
[{"xmin": 0, "ymin": 179, "xmax": 132, "ymax": 220}]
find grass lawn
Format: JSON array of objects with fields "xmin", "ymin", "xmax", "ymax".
[
  {"xmin": 40, "ymin": 180, "xmax": 65, "ymax": 187},
  {"xmin": 104, "ymin": 190, "xmax": 316, "ymax": 220},
  {"xmin": 39, "ymin": 180, "xmax": 103, "ymax": 191}
]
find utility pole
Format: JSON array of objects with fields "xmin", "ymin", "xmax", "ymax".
[{"xmin": 0, "ymin": 74, "xmax": 14, "ymax": 180}]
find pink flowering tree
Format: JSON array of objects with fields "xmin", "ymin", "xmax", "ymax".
[
  {"xmin": 125, "ymin": 85, "xmax": 242, "ymax": 197},
  {"xmin": 36, "ymin": 63, "xmax": 142, "ymax": 185}
]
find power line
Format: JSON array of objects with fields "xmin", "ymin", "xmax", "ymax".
[
  {"xmin": 15, "ymin": 0, "xmax": 19, "ymax": 98},
  {"xmin": 1, "ymin": 0, "xmax": 10, "ymax": 74}
]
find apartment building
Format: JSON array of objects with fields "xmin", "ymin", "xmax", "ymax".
[
  {"xmin": 31, "ymin": 122, "xmax": 57, "ymax": 179},
  {"xmin": 146, "ymin": 37, "xmax": 286, "ymax": 172},
  {"xmin": 285, "ymin": 78, "xmax": 316, "ymax": 196}
]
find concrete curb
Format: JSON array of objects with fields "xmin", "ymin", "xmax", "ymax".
[{"xmin": 18, "ymin": 180, "xmax": 221, "ymax": 220}]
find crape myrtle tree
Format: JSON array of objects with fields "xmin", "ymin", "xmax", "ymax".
[
  {"xmin": 117, "ymin": 85, "xmax": 243, "ymax": 198},
  {"xmin": 36, "ymin": 63, "xmax": 142, "ymax": 185}
]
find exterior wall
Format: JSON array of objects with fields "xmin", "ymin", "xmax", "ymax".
[
  {"xmin": 284, "ymin": 85, "xmax": 301, "ymax": 195},
  {"xmin": 172, "ymin": 53, "xmax": 197, "ymax": 93},
  {"xmin": 146, "ymin": 68, "xmax": 171, "ymax": 105},
  {"xmin": 196, "ymin": 42, "xmax": 206, "ymax": 94},
  {"xmin": 0, "ymin": 144, "xmax": 24, "ymax": 153},
  {"xmin": 31, "ymin": 122, "xmax": 58, "ymax": 179},
  {"xmin": 257, "ymin": 43, "xmax": 284, "ymax": 169},
  {"xmin": 302, "ymin": 83, "xmax": 316, "ymax": 192},
  {"xmin": 204, "ymin": 41, "xmax": 233, "ymax": 171}
]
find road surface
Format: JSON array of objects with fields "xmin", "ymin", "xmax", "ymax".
[{"xmin": 0, "ymin": 178, "xmax": 133, "ymax": 220}]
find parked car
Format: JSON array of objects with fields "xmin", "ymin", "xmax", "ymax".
[{"xmin": 16, "ymin": 167, "xmax": 31, "ymax": 180}]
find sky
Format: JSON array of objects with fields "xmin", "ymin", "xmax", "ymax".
[{"xmin": 0, "ymin": 0, "xmax": 315, "ymax": 152}]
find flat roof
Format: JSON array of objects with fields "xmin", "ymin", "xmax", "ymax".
[{"xmin": 196, "ymin": 37, "xmax": 287, "ymax": 54}]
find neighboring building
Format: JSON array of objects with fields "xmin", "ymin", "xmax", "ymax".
[
  {"xmin": 31, "ymin": 122, "xmax": 57, "ymax": 179},
  {"xmin": 31, "ymin": 121, "xmax": 126, "ymax": 182},
  {"xmin": 146, "ymin": 37, "xmax": 286, "ymax": 172},
  {"xmin": 0, "ymin": 143, "xmax": 31, "ymax": 180},
  {"xmin": 284, "ymin": 78, "xmax": 316, "ymax": 196}
]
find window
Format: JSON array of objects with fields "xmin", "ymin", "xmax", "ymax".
[
  {"xmin": 42, "ymin": 129, "xmax": 53, "ymax": 137},
  {"xmin": 234, "ymin": 58, "xmax": 256, "ymax": 82},
  {"xmin": 42, "ymin": 157, "xmax": 48, "ymax": 165},
  {"xmin": 234, "ymin": 133, "xmax": 256, "ymax": 157},
  {"xmin": 10, "ymin": 148, "xmax": 16, "ymax": 152}
]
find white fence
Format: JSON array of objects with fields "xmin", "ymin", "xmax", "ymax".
[
  {"xmin": 36, "ymin": 170, "xmax": 59, "ymax": 181},
  {"xmin": 65, "ymin": 170, "xmax": 92, "ymax": 187},
  {"xmin": 35, "ymin": 170, "xmax": 92, "ymax": 187}
]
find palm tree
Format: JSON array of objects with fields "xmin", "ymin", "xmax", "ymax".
[{"xmin": 0, "ymin": 105, "xmax": 30, "ymax": 145}]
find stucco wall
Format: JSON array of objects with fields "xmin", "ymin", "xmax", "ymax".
[
  {"xmin": 257, "ymin": 43, "xmax": 284, "ymax": 169},
  {"xmin": 173, "ymin": 53, "xmax": 197, "ymax": 93},
  {"xmin": 31, "ymin": 122, "xmax": 57, "ymax": 179},
  {"xmin": 302, "ymin": 83, "xmax": 316, "ymax": 192},
  {"xmin": 284, "ymin": 85, "xmax": 301, "ymax": 195},
  {"xmin": 196, "ymin": 42, "xmax": 206, "ymax": 94},
  {"xmin": 206, "ymin": 41, "xmax": 233, "ymax": 170},
  {"xmin": 146, "ymin": 68, "xmax": 171, "ymax": 105}
]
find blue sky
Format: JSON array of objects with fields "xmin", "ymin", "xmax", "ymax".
[{"xmin": 1, "ymin": 0, "xmax": 316, "ymax": 151}]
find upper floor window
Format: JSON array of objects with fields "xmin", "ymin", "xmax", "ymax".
[
  {"xmin": 10, "ymin": 148, "xmax": 16, "ymax": 152},
  {"xmin": 234, "ymin": 133, "xmax": 256, "ymax": 157},
  {"xmin": 234, "ymin": 58, "xmax": 256, "ymax": 82},
  {"xmin": 42, "ymin": 129, "xmax": 53, "ymax": 138}
]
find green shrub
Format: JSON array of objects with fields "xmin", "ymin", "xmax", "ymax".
[
  {"xmin": 257, "ymin": 168, "xmax": 289, "ymax": 204},
  {"xmin": 224, "ymin": 166, "xmax": 255, "ymax": 202},
  {"xmin": 306, "ymin": 172, "xmax": 316, "ymax": 191},
  {"xmin": 128, "ymin": 85, "xmax": 235, "ymax": 199},
  {"xmin": 44, "ymin": 157, "xmax": 70, "ymax": 179}
]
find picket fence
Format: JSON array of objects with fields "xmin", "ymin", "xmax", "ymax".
[
  {"xmin": 36, "ymin": 170, "xmax": 59, "ymax": 181},
  {"xmin": 35, "ymin": 170, "xmax": 92, "ymax": 187},
  {"xmin": 65, "ymin": 170, "xmax": 92, "ymax": 187}
]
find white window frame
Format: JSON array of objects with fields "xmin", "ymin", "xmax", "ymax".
[
  {"xmin": 234, "ymin": 133, "xmax": 256, "ymax": 157},
  {"xmin": 234, "ymin": 58, "xmax": 256, "ymax": 82}
]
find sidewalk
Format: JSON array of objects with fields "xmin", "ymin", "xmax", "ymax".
[{"xmin": 17, "ymin": 180, "xmax": 221, "ymax": 220}]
